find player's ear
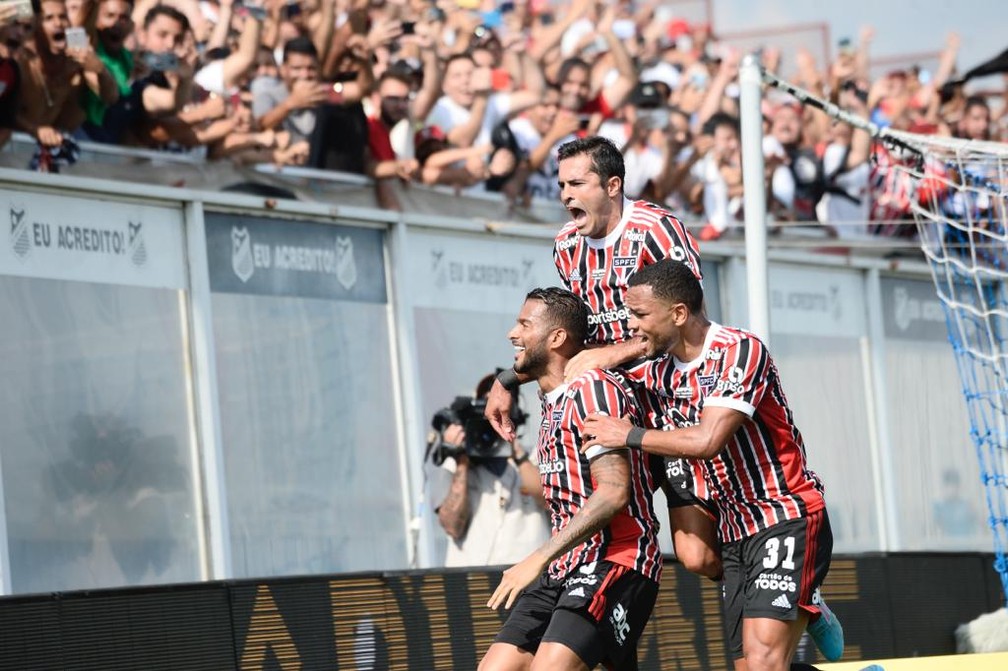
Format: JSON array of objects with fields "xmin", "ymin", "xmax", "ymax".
[
  {"xmin": 606, "ymin": 175, "xmax": 622, "ymax": 198},
  {"xmin": 671, "ymin": 302, "xmax": 690, "ymax": 326}
]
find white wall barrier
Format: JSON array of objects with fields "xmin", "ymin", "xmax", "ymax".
[{"xmin": 0, "ymin": 168, "xmax": 988, "ymax": 595}]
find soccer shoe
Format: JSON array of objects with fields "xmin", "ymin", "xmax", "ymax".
[{"xmin": 807, "ymin": 599, "xmax": 844, "ymax": 661}]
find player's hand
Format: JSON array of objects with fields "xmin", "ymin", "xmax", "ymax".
[
  {"xmin": 487, "ymin": 552, "xmax": 548, "ymax": 610},
  {"xmin": 563, "ymin": 348, "xmax": 616, "ymax": 382},
  {"xmin": 484, "ymin": 379, "xmax": 517, "ymax": 441},
  {"xmin": 581, "ymin": 413, "xmax": 634, "ymax": 453}
]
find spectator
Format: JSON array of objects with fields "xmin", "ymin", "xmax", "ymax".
[
  {"xmin": 764, "ymin": 101, "xmax": 823, "ymax": 221},
  {"xmin": 0, "ymin": 6, "xmax": 22, "ymax": 150},
  {"xmin": 77, "ymin": 0, "xmax": 136, "ymax": 143},
  {"xmin": 956, "ymin": 95, "xmax": 992, "ymax": 141},
  {"xmin": 507, "ymin": 85, "xmax": 578, "ymax": 202},
  {"xmin": 424, "ymin": 49, "xmax": 541, "ymax": 152},
  {"xmin": 687, "ymin": 111, "xmax": 743, "ymax": 241},
  {"xmin": 366, "ymin": 67, "xmax": 420, "ymax": 209},
  {"xmin": 598, "ymin": 80, "xmax": 668, "ymax": 200},
  {"xmin": 816, "ymin": 87, "xmax": 872, "ymax": 238},
  {"xmin": 251, "ymin": 35, "xmax": 329, "ymax": 146},
  {"xmin": 16, "ymin": 0, "xmax": 117, "ymax": 148}
]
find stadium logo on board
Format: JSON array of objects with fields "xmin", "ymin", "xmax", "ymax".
[
  {"xmin": 231, "ymin": 226, "xmax": 254, "ymax": 283},
  {"xmin": 335, "ymin": 236, "xmax": 357, "ymax": 290},
  {"xmin": 9, "ymin": 204, "xmax": 30, "ymax": 259},
  {"xmin": 128, "ymin": 221, "xmax": 147, "ymax": 266}
]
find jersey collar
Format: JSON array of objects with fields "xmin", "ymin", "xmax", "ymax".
[
  {"xmin": 674, "ymin": 322, "xmax": 722, "ymax": 372},
  {"xmin": 584, "ymin": 196, "xmax": 634, "ymax": 249}
]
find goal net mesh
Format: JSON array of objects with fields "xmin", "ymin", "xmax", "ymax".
[{"xmin": 886, "ymin": 130, "xmax": 1008, "ymax": 601}]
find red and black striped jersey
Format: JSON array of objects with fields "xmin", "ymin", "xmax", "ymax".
[
  {"xmin": 633, "ymin": 324, "xmax": 826, "ymax": 543},
  {"xmin": 553, "ymin": 198, "xmax": 702, "ymax": 345},
  {"xmin": 536, "ymin": 369, "xmax": 662, "ymax": 582}
]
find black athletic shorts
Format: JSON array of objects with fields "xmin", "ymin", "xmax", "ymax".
[
  {"xmin": 494, "ymin": 560, "xmax": 659, "ymax": 670},
  {"xmin": 721, "ymin": 508, "xmax": 833, "ymax": 658},
  {"xmin": 658, "ymin": 456, "xmax": 718, "ymax": 521}
]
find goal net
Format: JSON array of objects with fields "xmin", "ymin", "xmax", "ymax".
[
  {"xmin": 889, "ymin": 129, "xmax": 1008, "ymax": 601},
  {"xmin": 753, "ymin": 66, "xmax": 1008, "ymax": 602}
]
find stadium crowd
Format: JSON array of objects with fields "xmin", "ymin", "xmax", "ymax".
[{"xmin": 0, "ymin": 0, "xmax": 1004, "ymax": 237}]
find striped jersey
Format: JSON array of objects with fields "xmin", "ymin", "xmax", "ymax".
[
  {"xmin": 536, "ymin": 369, "xmax": 662, "ymax": 582},
  {"xmin": 553, "ymin": 198, "xmax": 701, "ymax": 345},
  {"xmin": 633, "ymin": 323, "xmax": 826, "ymax": 543}
]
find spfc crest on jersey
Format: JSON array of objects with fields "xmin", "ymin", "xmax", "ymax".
[
  {"xmin": 231, "ymin": 226, "xmax": 254, "ymax": 283},
  {"xmin": 611, "ymin": 256, "xmax": 636, "ymax": 278}
]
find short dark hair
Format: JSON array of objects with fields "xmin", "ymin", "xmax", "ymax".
[
  {"xmin": 628, "ymin": 259, "xmax": 703, "ymax": 314},
  {"xmin": 557, "ymin": 57, "xmax": 589, "ymax": 85},
  {"xmin": 963, "ymin": 95, "xmax": 990, "ymax": 115},
  {"xmin": 525, "ymin": 287, "xmax": 588, "ymax": 347},
  {"xmin": 282, "ymin": 36, "xmax": 318, "ymax": 63},
  {"xmin": 143, "ymin": 4, "xmax": 189, "ymax": 32},
  {"xmin": 702, "ymin": 111, "xmax": 739, "ymax": 137},
  {"xmin": 557, "ymin": 136, "xmax": 625, "ymax": 191}
]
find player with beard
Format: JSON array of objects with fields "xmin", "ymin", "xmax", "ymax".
[
  {"xmin": 582, "ymin": 259, "xmax": 843, "ymax": 669},
  {"xmin": 16, "ymin": 0, "xmax": 117, "ymax": 147},
  {"xmin": 482, "ymin": 287, "xmax": 660, "ymax": 671}
]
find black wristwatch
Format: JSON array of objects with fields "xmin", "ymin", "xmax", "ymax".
[{"xmin": 513, "ymin": 451, "xmax": 530, "ymax": 466}]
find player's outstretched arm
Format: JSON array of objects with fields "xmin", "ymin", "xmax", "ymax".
[
  {"xmin": 487, "ymin": 451, "xmax": 631, "ymax": 611},
  {"xmin": 563, "ymin": 338, "xmax": 650, "ymax": 381},
  {"xmin": 583, "ymin": 406, "xmax": 746, "ymax": 460}
]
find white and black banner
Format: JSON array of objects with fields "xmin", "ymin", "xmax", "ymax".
[
  {"xmin": 768, "ymin": 264, "xmax": 866, "ymax": 339},
  {"xmin": 881, "ymin": 277, "xmax": 949, "ymax": 341},
  {"xmin": 407, "ymin": 230, "xmax": 558, "ymax": 312},
  {"xmin": 1, "ymin": 189, "xmax": 186, "ymax": 289},
  {"xmin": 205, "ymin": 213, "xmax": 386, "ymax": 303}
]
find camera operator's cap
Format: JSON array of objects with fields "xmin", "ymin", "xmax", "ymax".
[{"xmin": 629, "ymin": 82, "xmax": 664, "ymax": 109}]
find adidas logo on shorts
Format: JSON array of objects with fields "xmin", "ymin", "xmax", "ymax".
[
  {"xmin": 772, "ymin": 594, "xmax": 792, "ymax": 609},
  {"xmin": 568, "ymin": 586, "xmax": 586, "ymax": 598}
]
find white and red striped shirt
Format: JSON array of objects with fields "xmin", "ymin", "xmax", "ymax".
[
  {"xmin": 633, "ymin": 324, "xmax": 826, "ymax": 543},
  {"xmin": 554, "ymin": 198, "xmax": 701, "ymax": 345},
  {"xmin": 537, "ymin": 369, "xmax": 662, "ymax": 582}
]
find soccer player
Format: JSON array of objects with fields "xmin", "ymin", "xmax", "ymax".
[
  {"xmin": 482, "ymin": 287, "xmax": 661, "ymax": 671},
  {"xmin": 485, "ymin": 135, "xmax": 723, "ymax": 585},
  {"xmin": 582, "ymin": 259, "xmax": 844, "ymax": 670}
]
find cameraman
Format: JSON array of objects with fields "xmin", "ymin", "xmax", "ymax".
[{"xmin": 428, "ymin": 373, "xmax": 549, "ymax": 568}]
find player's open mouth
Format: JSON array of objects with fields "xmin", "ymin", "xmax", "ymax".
[{"xmin": 568, "ymin": 207, "xmax": 588, "ymax": 226}]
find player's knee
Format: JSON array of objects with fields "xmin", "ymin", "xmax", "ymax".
[
  {"xmin": 675, "ymin": 541, "xmax": 722, "ymax": 579},
  {"xmin": 743, "ymin": 641, "xmax": 789, "ymax": 671}
]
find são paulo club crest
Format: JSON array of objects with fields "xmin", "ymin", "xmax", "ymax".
[
  {"xmin": 231, "ymin": 225, "xmax": 254, "ymax": 283},
  {"xmin": 128, "ymin": 221, "xmax": 147, "ymax": 266},
  {"xmin": 9, "ymin": 203, "xmax": 29, "ymax": 259},
  {"xmin": 335, "ymin": 236, "xmax": 356, "ymax": 290}
]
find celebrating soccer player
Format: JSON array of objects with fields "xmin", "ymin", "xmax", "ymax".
[
  {"xmin": 582, "ymin": 259, "xmax": 844, "ymax": 670},
  {"xmin": 482, "ymin": 287, "xmax": 661, "ymax": 671}
]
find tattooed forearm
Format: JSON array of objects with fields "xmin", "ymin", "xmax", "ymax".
[
  {"xmin": 536, "ymin": 451, "xmax": 630, "ymax": 562},
  {"xmin": 437, "ymin": 458, "xmax": 471, "ymax": 540}
]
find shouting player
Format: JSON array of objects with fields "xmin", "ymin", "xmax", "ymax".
[
  {"xmin": 486, "ymin": 136, "xmax": 722, "ymax": 585},
  {"xmin": 582, "ymin": 259, "xmax": 844, "ymax": 669}
]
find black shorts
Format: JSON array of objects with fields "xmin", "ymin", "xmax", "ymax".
[
  {"xmin": 721, "ymin": 509, "xmax": 833, "ymax": 658},
  {"xmin": 494, "ymin": 560, "xmax": 659, "ymax": 670},
  {"xmin": 658, "ymin": 457, "xmax": 718, "ymax": 520}
]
